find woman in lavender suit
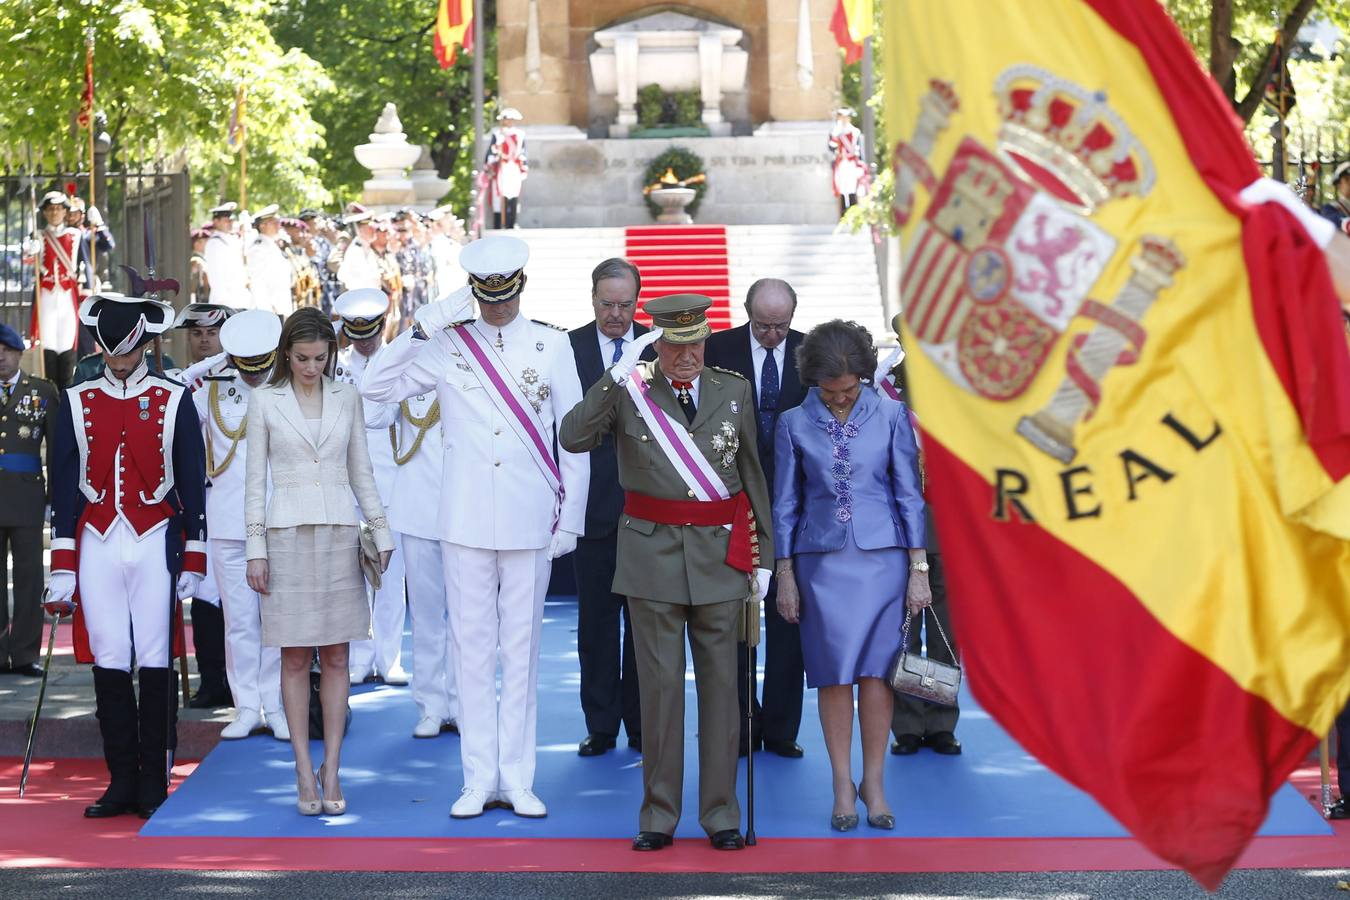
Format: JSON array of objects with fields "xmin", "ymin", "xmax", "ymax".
[{"xmin": 772, "ymin": 320, "xmax": 931, "ymax": 832}]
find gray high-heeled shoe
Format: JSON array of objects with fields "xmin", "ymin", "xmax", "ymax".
[{"xmin": 831, "ymin": 783, "xmax": 860, "ymax": 831}]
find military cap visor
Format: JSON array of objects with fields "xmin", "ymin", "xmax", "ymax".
[
  {"xmin": 644, "ymin": 293, "xmax": 713, "ymax": 345},
  {"xmin": 461, "ymin": 235, "xmax": 530, "ymax": 305}
]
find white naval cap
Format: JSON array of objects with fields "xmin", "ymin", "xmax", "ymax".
[
  {"xmin": 333, "ymin": 287, "xmax": 389, "ymax": 339},
  {"xmin": 220, "ymin": 308, "xmax": 283, "ymax": 373},
  {"xmin": 460, "ymin": 235, "xmax": 529, "ymax": 304},
  {"xmin": 251, "ymin": 203, "xmax": 280, "ymax": 221},
  {"xmin": 210, "ymin": 201, "xmax": 239, "ymax": 217}
]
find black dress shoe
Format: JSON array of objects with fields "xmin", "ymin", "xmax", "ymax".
[
  {"xmin": 709, "ymin": 829, "xmax": 745, "ymax": 850},
  {"xmin": 631, "ymin": 831, "xmax": 673, "ymax": 851},
  {"xmin": 764, "ymin": 739, "xmax": 804, "ymax": 759},
  {"xmin": 627, "ymin": 734, "xmax": 642, "ymax": 753},
  {"xmin": 924, "ymin": 732, "xmax": 963, "ymax": 755},
  {"xmin": 1331, "ymin": 797, "xmax": 1349, "ymax": 820},
  {"xmin": 10, "ymin": 663, "xmax": 44, "ymax": 678},
  {"xmin": 188, "ymin": 686, "xmax": 232, "ymax": 709},
  {"xmin": 578, "ymin": 734, "xmax": 617, "ymax": 756},
  {"xmin": 890, "ymin": 734, "xmax": 921, "ymax": 755},
  {"xmin": 83, "ymin": 798, "xmax": 137, "ymax": 818},
  {"xmin": 136, "ymin": 800, "xmax": 163, "ymax": 819}
]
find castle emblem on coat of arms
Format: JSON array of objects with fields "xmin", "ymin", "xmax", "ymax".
[{"xmin": 892, "ymin": 65, "xmax": 1187, "ymax": 464}]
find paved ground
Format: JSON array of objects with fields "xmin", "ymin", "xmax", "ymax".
[{"xmin": 2, "ymin": 868, "xmax": 1349, "ymax": 898}]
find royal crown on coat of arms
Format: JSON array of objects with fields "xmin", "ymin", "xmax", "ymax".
[{"xmin": 892, "ymin": 65, "xmax": 1186, "ymax": 464}]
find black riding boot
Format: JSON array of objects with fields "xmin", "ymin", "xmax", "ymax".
[
  {"xmin": 136, "ymin": 666, "xmax": 178, "ymax": 818},
  {"xmin": 189, "ymin": 600, "xmax": 231, "ymax": 708},
  {"xmin": 84, "ymin": 666, "xmax": 140, "ymax": 818}
]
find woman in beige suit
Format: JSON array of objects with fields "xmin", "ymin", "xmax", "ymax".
[{"xmin": 244, "ymin": 306, "xmax": 394, "ymax": 815}]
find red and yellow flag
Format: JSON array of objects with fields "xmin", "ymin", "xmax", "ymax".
[
  {"xmin": 885, "ymin": 0, "xmax": 1350, "ymax": 888},
  {"xmin": 830, "ymin": 0, "xmax": 873, "ymax": 65},
  {"xmin": 434, "ymin": 0, "xmax": 474, "ymax": 69}
]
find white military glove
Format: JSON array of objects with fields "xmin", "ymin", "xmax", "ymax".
[
  {"xmin": 415, "ymin": 285, "xmax": 473, "ymax": 336},
  {"xmin": 86, "ymin": 205, "xmax": 105, "ymax": 228},
  {"xmin": 873, "ymin": 345, "xmax": 905, "ymax": 389},
  {"xmin": 753, "ymin": 567, "xmax": 772, "ymax": 602},
  {"xmin": 610, "ymin": 328, "xmax": 663, "ymax": 385},
  {"xmin": 548, "ymin": 530, "xmax": 579, "ymax": 561},
  {"xmin": 176, "ymin": 572, "xmax": 203, "ymax": 601},
  {"xmin": 45, "ymin": 572, "xmax": 77, "ymax": 616}
]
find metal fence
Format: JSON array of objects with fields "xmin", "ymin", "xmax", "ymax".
[
  {"xmin": 0, "ymin": 164, "xmax": 191, "ymax": 338},
  {"xmin": 1258, "ymin": 124, "xmax": 1348, "ymax": 207}
]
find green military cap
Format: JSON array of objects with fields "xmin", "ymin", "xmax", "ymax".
[{"xmin": 644, "ymin": 293, "xmax": 712, "ymax": 344}]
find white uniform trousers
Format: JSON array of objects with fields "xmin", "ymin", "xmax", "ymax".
[
  {"xmin": 442, "ymin": 542, "xmax": 549, "ymax": 793},
  {"xmin": 196, "ymin": 553, "xmax": 221, "ymax": 607},
  {"xmin": 78, "ymin": 519, "xmax": 171, "ymax": 672},
  {"xmin": 402, "ymin": 533, "xmax": 458, "ymax": 723},
  {"xmin": 210, "ymin": 538, "xmax": 281, "ymax": 715},
  {"xmin": 349, "ymin": 543, "xmax": 406, "ymax": 677}
]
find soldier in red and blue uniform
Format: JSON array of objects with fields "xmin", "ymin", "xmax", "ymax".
[{"xmin": 44, "ymin": 291, "xmax": 208, "ymax": 820}]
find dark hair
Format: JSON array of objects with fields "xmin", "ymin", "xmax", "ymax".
[
  {"xmin": 269, "ymin": 307, "xmax": 338, "ymax": 386},
  {"xmin": 796, "ymin": 319, "xmax": 877, "ymax": 386},
  {"xmin": 744, "ymin": 278, "xmax": 798, "ymax": 315},
  {"xmin": 591, "ymin": 257, "xmax": 642, "ymax": 298}
]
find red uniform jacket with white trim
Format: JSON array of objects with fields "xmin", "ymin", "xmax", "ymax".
[{"xmin": 50, "ymin": 361, "xmax": 208, "ymax": 578}]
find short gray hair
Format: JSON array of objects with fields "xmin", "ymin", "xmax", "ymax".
[
  {"xmin": 591, "ymin": 257, "xmax": 642, "ymax": 298},
  {"xmin": 796, "ymin": 319, "xmax": 877, "ymax": 386}
]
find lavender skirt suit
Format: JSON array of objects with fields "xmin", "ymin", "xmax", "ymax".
[{"xmin": 773, "ymin": 388, "xmax": 926, "ymax": 688}]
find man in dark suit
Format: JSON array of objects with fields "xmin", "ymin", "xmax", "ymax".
[
  {"xmin": 0, "ymin": 323, "xmax": 60, "ymax": 676},
  {"xmin": 567, "ymin": 258, "xmax": 652, "ymax": 756},
  {"xmin": 704, "ymin": 278, "xmax": 808, "ymax": 758}
]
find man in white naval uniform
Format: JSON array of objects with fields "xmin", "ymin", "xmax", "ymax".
[
  {"xmin": 333, "ymin": 288, "xmax": 409, "ymax": 686},
  {"xmin": 336, "ymin": 213, "xmax": 382, "ymax": 293},
  {"xmin": 361, "ymin": 235, "xmax": 587, "ymax": 819},
  {"xmin": 203, "ymin": 203, "xmax": 251, "ymax": 309},
  {"xmin": 181, "ymin": 310, "xmax": 286, "ymax": 740},
  {"xmin": 245, "ymin": 205, "xmax": 294, "ymax": 318}
]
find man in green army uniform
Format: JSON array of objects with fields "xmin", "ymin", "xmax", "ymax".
[{"xmin": 560, "ymin": 294, "xmax": 773, "ymax": 852}]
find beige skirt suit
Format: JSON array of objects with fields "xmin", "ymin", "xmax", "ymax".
[{"xmin": 245, "ymin": 377, "xmax": 395, "ymax": 647}]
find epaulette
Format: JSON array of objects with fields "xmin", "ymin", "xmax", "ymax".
[
  {"xmin": 707, "ymin": 365, "xmax": 746, "ymax": 381},
  {"xmin": 531, "ymin": 319, "xmax": 567, "ymax": 332}
]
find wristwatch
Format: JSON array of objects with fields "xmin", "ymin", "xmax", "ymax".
[{"xmin": 909, "ymin": 561, "xmax": 930, "ymax": 573}]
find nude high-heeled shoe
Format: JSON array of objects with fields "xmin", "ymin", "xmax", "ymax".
[
  {"xmin": 296, "ymin": 771, "xmax": 321, "ymax": 816},
  {"xmin": 319, "ymin": 764, "xmax": 346, "ymax": 816}
]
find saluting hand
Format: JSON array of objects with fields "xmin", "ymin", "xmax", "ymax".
[
  {"xmin": 873, "ymin": 345, "xmax": 905, "ymax": 390},
  {"xmin": 610, "ymin": 328, "xmax": 663, "ymax": 385}
]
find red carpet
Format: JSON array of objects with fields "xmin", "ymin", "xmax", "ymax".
[
  {"xmin": 1, "ymin": 757, "xmax": 1345, "ymax": 874},
  {"xmin": 624, "ymin": 226, "xmax": 731, "ymax": 329}
]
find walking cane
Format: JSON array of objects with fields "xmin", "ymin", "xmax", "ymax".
[
  {"xmin": 19, "ymin": 602, "xmax": 62, "ymax": 797},
  {"xmin": 743, "ymin": 589, "xmax": 761, "ymax": 847},
  {"xmin": 1319, "ymin": 735, "xmax": 1334, "ymax": 817}
]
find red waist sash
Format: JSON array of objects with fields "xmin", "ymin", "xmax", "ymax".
[{"xmin": 623, "ymin": 490, "xmax": 757, "ymax": 574}]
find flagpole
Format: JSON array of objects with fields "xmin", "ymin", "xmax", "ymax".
[
  {"xmin": 85, "ymin": 26, "xmax": 97, "ymax": 287},
  {"xmin": 472, "ymin": 0, "xmax": 484, "ymax": 234},
  {"xmin": 239, "ymin": 86, "xmax": 248, "ymax": 210}
]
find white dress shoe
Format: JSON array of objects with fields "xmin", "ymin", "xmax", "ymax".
[
  {"xmin": 220, "ymin": 708, "xmax": 261, "ymax": 740},
  {"xmin": 413, "ymin": 716, "xmax": 447, "ymax": 738},
  {"xmin": 264, "ymin": 709, "xmax": 290, "ymax": 741},
  {"xmin": 381, "ymin": 666, "xmax": 410, "ymax": 686},
  {"xmin": 498, "ymin": 789, "xmax": 547, "ymax": 818},
  {"xmin": 450, "ymin": 788, "xmax": 493, "ymax": 819}
]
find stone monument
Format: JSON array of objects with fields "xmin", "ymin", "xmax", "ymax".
[{"xmin": 354, "ymin": 103, "xmax": 420, "ymax": 210}]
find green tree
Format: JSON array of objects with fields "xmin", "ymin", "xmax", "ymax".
[
  {"xmin": 0, "ymin": 0, "xmax": 332, "ymax": 215},
  {"xmin": 267, "ymin": 0, "xmax": 497, "ymax": 216}
]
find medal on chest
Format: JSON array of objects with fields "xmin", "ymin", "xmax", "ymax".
[{"xmin": 138, "ymin": 396, "xmax": 150, "ymax": 421}]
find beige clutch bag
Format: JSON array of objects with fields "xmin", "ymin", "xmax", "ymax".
[{"xmin": 358, "ymin": 523, "xmax": 382, "ymax": 590}]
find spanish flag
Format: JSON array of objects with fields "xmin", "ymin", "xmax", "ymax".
[
  {"xmin": 434, "ymin": 0, "xmax": 474, "ymax": 69},
  {"xmin": 885, "ymin": 0, "xmax": 1350, "ymax": 888},
  {"xmin": 830, "ymin": 0, "xmax": 873, "ymax": 65}
]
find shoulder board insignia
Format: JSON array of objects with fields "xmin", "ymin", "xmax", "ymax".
[
  {"xmin": 530, "ymin": 319, "xmax": 567, "ymax": 332},
  {"xmin": 449, "ymin": 319, "xmax": 475, "ymax": 328},
  {"xmin": 707, "ymin": 365, "xmax": 746, "ymax": 381}
]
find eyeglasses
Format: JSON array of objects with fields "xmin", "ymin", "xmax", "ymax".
[
  {"xmin": 596, "ymin": 300, "xmax": 636, "ymax": 312},
  {"xmin": 750, "ymin": 320, "xmax": 791, "ymax": 334}
]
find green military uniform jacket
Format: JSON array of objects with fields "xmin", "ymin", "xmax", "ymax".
[
  {"xmin": 560, "ymin": 361, "xmax": 773, "ymax": 605},
  {"xmin": 0, "ymin": 371, "xmax": 60, "ymax": 528}
]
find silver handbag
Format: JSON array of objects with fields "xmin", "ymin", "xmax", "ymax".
[{"xmin": 887, "ymin": 609, "xmax": 961, "ymax": 707}]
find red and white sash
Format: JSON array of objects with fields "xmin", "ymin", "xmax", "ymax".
[
  {"xmin": 624, "ymin": 375, "xmax": 730, "ymax": 502},
  {"xmin": 447, "ymin": 323, "xmax": 563, "ymax": 523},
  {"xmin": 42, "ymin": 229, "xmax": 78, "ymax": 284}
]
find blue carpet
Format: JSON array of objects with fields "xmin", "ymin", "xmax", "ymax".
[{"xmin": 142, "ymin": 597, "xmax": 1331, "ymax": 839}]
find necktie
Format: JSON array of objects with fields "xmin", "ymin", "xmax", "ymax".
[
  {"xmin": 0, "ymin": 383, "xmax": 9, "ymax": 406},
  {"xmin": 611, "ymin": 337, "xmax": 624, "ymax": 365},
  {"xmin": 672, "ymin": 380, "xmax": 696, "ymax": 424},
  {"xmin": 758, "ymin": 348, "xmax": 780, "ymax": 449}
]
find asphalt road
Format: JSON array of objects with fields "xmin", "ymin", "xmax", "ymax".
[{"xmin": 3, "ymin": 869, "xmax": 1347, "ymax": 899}]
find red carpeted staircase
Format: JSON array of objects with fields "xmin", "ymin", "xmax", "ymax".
[{"xmin": 624, "ymin": 225, "xmax": 732, "ymax": 330}]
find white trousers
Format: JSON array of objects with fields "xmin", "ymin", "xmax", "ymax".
[
  {"xmin": 349, "ymin": 540, "xmax": 406, "ymax": 676},
  {"xmin": 402, "ymin": 534, "xmax": 458, "ymax": 723},
  {"xmin": 442, "ymin": 542, "xmax": 549, "ymax": 793},
  {"xmin": 79, "ymin": 519, "xmax": 171, "ymax": 671},
  {"xmin": 37, "ymin": 285, "xmax": 78, "ymax": 353},
  {"xmin": 210, "ymin": 538, "xmax": 281, "ymax": 715},
  {"xmin": 195, "ymin": 553, "xmax": 221, "ymax": 607}
]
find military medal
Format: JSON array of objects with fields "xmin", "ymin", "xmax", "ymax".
[
  {"xmin": 536, "ymin": 341, "xmax": 544, "ymax": 351},
  {"xmin": 18, "ymin": 425, "xmax": 31, "ymax": 439},
  {"xmin": 139, "ymin": 396, "xmax": 150, "ymax": 421},
  {"xmin": 730, "ymin": 400, "xmax": 739, "ymax": 413},
  {"xmin": 228, "ymin": 387, "xmax": 236, "ymax": 397}
]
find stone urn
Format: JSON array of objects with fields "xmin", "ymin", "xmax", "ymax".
[
  {"xmin": 354, "ymin": 103, "xmax": 421, "ymax": 208},
  {"xmin": 650, "ymin": 187, "xmax": 696, "ymax": 225},
  {"xmin": 410, "ymin": 145, "xmax": 451, "ymax": 208}
]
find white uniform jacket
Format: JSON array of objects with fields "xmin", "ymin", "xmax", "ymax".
[
  {"xmin": 192, "ymin": 372, "xmax": 262, "ymax": 543},
  {"xmin": 246, "ymin": 235, "xmax": 294, "ymax": 317},
  {"xmin": 243, "ymin": 377, "xmax": 394, "ymax": 560},
  {"xmin": 365, "ymin": 392, "xmax": 443, "ymax": 541},
  {"xmin": 203, "ymin": 231, "xmax": 251, "ymax": 308},
  {"xmin": 336, "ymin": 346, "xmax": 397, "ymax": 500},
  {"xmin": 336, "ymin": 239, "xmax": 382, "ymax": 292},
  {"xmin": 360, "ymin": 315, "xmax": 588, "ymax": 551}
]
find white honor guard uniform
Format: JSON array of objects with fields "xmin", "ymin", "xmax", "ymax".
[
  {"xmin": 203, "ymin": 203, "xmax": 251, "ymax": 309},
  {"xmin": 48, "ymin": 292, "xmax": 208, "ymax": 820},
  {"xmin": 245, "ymin": 205, "xmax": 295, "ymax": 317},
  {"xmin": 189, "ymin": 310, "xmax": 286, "ymax": 740},
  {"xmin": 336, "ymin": 212, "xmax": 383, "ymax": 292},
  {"xmin": 333, "ymin": 288, "xmax": 408, "ymax": 685},
  {"xmin": 427, "ymin": 206, "xmax": 464, "ymax": 299},
  {"xmin": 23, "ymin": 191, "xmax": 81, "ymax": 355},
  {"xmin": 361, "ymin": 236, "xmax": 588, "ymax": 819}
]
